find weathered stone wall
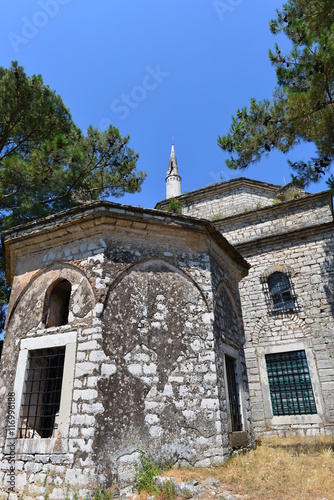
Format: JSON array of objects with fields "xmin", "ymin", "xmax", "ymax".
[
  {"xmin": 215, "ymin": 196, "xmax": 333, "ymax": 246},
  {"xmin": 173, "ymin": 180, "xmax": 334, "ymax": 438},
  {"xmin": 235, "ymin": 227, "xmax": 334, "ymax": 437},
  {"xmin": 177, "ymin": 180, "xmax": 334, "ymax": 438},
  {"xmin": 0, "ymin": 210, "xmax": 252, "ymax": 499},
  {"xmin": 182, "ymin": 187, "xmax": 275, "ymax": 220}
]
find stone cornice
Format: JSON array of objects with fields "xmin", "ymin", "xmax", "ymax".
[
  {"xmin": 155, "ymin": 177, "xmax": 283, "ymax": 209},
  {"xmin": 2, "ymin": 201, "xmax": 250, "ymax": 285},
  {"xmin": 235, "ymin": 220, "xmax": 334, "ymax": 254},
  {"xmin": 212, "ymin": 190, "xmax": 333, "ymax": 226}
]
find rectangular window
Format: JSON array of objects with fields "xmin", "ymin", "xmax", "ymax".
[
  {"xmin": 19, "ymin": 347, "xmax": 65, "ymax": 439},
  {"xmin": 266, "ymin": 350, "xmax": 317, "ymax": 416},
  {"xmin": 225, "ymin": 355, "xmax": 243, "ymax": 432}
]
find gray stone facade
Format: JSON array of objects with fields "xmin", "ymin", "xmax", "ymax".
[
  {"xmin": 0, "ymin": 203, "xmax": 253, "ymax": 498},
  {"xmin": 158, "ymin": 178, "xmax": 334, "ymax": 438}
]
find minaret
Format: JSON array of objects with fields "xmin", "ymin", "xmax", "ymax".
[{"xmin": 166, "ymin": 139, "xmax": 182, "ymax": 199}]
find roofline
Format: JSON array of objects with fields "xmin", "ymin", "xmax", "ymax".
[
  {"xmin": 2, "ymin": 201, "xmax": 250, "ymax": 285},
  {"xmin": 211, "ymin": 190, "xmax": 333, "ymax": 225},
  {"xmin": 235, "ymin": 220, "xmax": 334, "ymax": 253},
  {"xmin": 155, "ymin": 177, "xmax": 283, "ymax": 208}
]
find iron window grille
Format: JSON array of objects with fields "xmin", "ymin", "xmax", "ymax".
[
  {"xmin": 261, "ymin": 271, "xmax": 298, "ymax": 314},
  {"xmin": 265, "ymin": 350, "xmax": 317, "ymax": 416},
  {"xmin": 19, "ymin": 347, "xmax": 65, "ymax": 439},
  {"xmin": 225, "ymin": 355, "xmax": 243, "ymax": 432}
]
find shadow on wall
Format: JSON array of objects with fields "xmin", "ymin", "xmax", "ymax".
[
  {"xmin": 321, "ymin": 236, "xmax": 334, "ymax": 320},
  {"xmin": 0, "ymin": 340, "xmax": 3, "ymax": 359}
]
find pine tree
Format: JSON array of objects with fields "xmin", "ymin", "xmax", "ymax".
[
  {"xmin": 0, "ymin": 62, "xmax": 146, "ymax": 332},
  {"xmin": 218, "ymin": 1, "xmax": 334, "ymax": 188}
]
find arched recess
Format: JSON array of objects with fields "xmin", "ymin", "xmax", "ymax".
[
  {"xmin": 44, "ymin": 278, "xmax": 72, "ymax": 327},
  {"xmin": 102, "ymin": 257, "xmax": 209, "ymax": 314},
  {"xmin": 6, "ymin": 262, "xmax": 96, "ymax": 333},
  {"xmin": 214, "ymin": 279, "xmax": 245, "ymax": 345},
  {"xmin": 250, "ymin": 315, "xmax": 312, "ymax": 345},
  {"xmin": 94, "ymin": 258, "xmax": 212, "ymax": 471}
]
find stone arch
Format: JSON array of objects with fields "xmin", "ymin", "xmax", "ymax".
[
  {"xmin": 6, "ymin": 262, "xmax": 96, "ymax": 333},
  {"xmin": 94, "ymin": 257, "xmax": 213, "ymax": 482},
  {"xmin": 250, "ymin": 314, "xmax": 312, "ymax": 345},
  {"xmin": 103, "ymin": 257, "xmax": 209, "ymax": 313},
  {"xmin": 260, "ymin": 263, "xmax": 296, "ymax": 278}
]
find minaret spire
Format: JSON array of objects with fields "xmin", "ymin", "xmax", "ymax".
[{"xmin": 166, "ymin": 138, "xmax": 182, "ymax": 199}]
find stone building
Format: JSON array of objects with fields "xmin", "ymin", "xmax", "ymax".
[
  {"xmin": 159, "ymin": 153, "xmax": 334, "ymax": 438},
  {"xmin": 0, "ymin": 202, "xmax": 253, "ymax": 498}
]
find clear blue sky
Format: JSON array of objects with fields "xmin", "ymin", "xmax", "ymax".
[{"xmin": 0, "ymin": 0, "xmax": 327, "ymax": 209}]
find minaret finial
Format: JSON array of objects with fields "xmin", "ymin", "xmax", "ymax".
[{"xmin": 166, "ymin": 139, "xmax": 182, "ymax": 199}]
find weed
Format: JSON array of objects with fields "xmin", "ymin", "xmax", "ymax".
[
  {"xmin": 134, "ymin": 452, "xmax": 163, "ymax": 494},
  {"xmin": 91, "ymin": 487, "xmax": 115, "ymax": 499},
  {"xmin": 134, "ymin": 451, "xmax": 175, "ymax": 496},
  {"xmin": 211, "ymin": 213, "xmax": 223, "ymax": 221},
  {"xmin": 182, "ymin": 488, "xmax": 192, "ymax": 498},
  {"xmin": 160, "ymin": 479, "xmax": 177, "ymax": 499},
  {"xmin": 163, "ymin": 198, "xmax": 182, "ymax": 214}
]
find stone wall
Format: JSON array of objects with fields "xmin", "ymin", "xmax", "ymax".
[
  {"xmin": 176, "ymin": 179, "xmax": 334, "ymax": 438},
  {"xmin": 215, "ymin": 195, "xmax": 332, "ymax": 246},
  {"xmin": 182, "ymin": 187, "xmax": 275, "ymax": 220},
  {"xmin": 0, "ymin": 206, "xmax": 252, "ymax": 498},
  {"xmin": 236, "ymin": 227, "xmax": 334, "ymax": 436}
]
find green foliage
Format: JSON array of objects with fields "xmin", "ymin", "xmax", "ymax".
[
  {"xmin": 134, "ymin": 451, "xmax": 174, "ymax": 495},
  {"xmin": 0, "ymin": 62, "xmax": 146, "ymax": 229},
  {"xmin": 0, "ymin": 62, "xmax": 146, "ymax": 332},
  {"xmin": 275, "ymin": 187, "xmax": 302, "ymax": 201},
  {"xmin": 218, "ymin": 1, "xmax": 334, "ymax": 188},
  {"xmin": 163, "ymin": 198, "xmax": 183, "ymax": 214},
  {"xmin": 160, "ymin": 479, "xmax": 177, "ymax": 500},
  {"xmin": 211, "ymin": 213, "xmax": 223, "ymax": 221},
  {"xmin": 91, "ymin": 487, "xmax": 115, "ymax": 499},
  {"xmin": 134, "ymin": 452, "xmax": 164, "ymax": 494}
]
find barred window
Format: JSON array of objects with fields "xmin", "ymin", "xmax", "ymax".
[
  {"xmin": 19, "ymin": 347, "xmax": 65, "ymax": 439},
  {"xmin": 262, "ymin": 271, "xmax": 297, "ymax": 314},
  {"xmin": 266, "ymin": 350, "xmax": 317, "ymax": 416},
  {"xmin": 225, "ymin": 355, "xmax": 243, "ymax": 431}
]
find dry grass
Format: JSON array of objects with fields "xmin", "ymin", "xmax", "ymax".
[{"xmin": 160, "ymin": 436, "xmax": 334, "ymax": 500}]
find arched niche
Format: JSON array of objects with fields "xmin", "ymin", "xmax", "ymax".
[
  {"xmin": 93, "ymin": 258, "xmax": 212, "ymax": 475},
  {"xmin": 44, "ymin": 279, "xmax": 72, "ymax": 328},
  {"xmin": 6, "ymin": 263, "xmax": 95, "ymax": 334}
]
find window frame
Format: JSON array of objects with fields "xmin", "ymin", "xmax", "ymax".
[
  {"xmin": 222, "ymin": 344, "xmax": 246, "ymax": 434},
  {"xmin": 265, "ymin": 350, "xmax": 317, "ymax": 416},
  {"xmin": 6, "ymin": 332, "xmax": 76, "ymax": 455},
  {"xmin": 258, "ymin": 344, "xmax": 325, "ymax": 426},
  {"xmin": 261, "ymin": 271, "xmax": 298, "ymax": 315}
]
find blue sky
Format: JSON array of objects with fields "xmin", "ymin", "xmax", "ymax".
[{"xmin": 1, "ymin": 0, "xmax": 327, "ymax": 209}]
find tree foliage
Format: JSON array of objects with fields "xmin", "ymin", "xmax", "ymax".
[
  {"xmin": 218, "ymin": 0, "xmax": 334, "ymax": 188},
  {"xmin": 0, "ymin": 62, "xmax": 146, "ymax": 332}
]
